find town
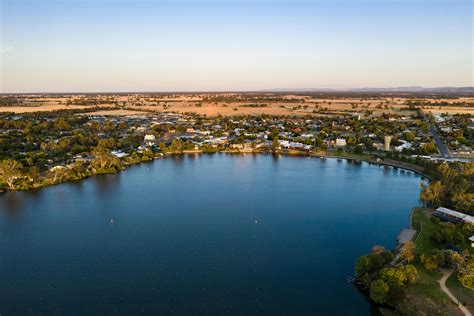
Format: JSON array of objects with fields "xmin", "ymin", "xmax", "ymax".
[
  {"xmin": 0, "ymin": 92, "xmax": 472, "ymax": 192},
  {"xmin": 1, "ymin": 93, "xmax": 473, "ymax": 315}
]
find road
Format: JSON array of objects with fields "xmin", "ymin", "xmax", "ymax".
[{"xmin": 428, "ymin": 119, "xmax": 452, "ymax": 158}]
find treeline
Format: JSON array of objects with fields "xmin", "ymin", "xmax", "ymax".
[
  {"xmin": 0, "ymin": 141, "xmax": 159, "ymax": 191},
  {"xmin": 420, "ymin": 162, "xmax": 474, "ymax": 214}
]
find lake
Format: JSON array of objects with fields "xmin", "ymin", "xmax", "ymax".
[{"xmin": 0, "ymin": 154, "xmax": 422, "ymax": 315}]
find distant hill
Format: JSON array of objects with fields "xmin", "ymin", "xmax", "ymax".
[{"xmin": 265, "ymin": 87, "xmax": 474, "ymax": 93}]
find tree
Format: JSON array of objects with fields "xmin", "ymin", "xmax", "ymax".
[
  {"xmin": 370, "ymin": 279, "xmax": 389, "ymax": 304},
  {"xmin": 272, "ymin": 135, "xmax": 279, "ymax": 151},
  {"xmin": 0, "ymin": 159, "xmax": 23, "ymax": 190},
  {"xmin": 458, "ymin": 255, "xmax": 474, "ymax": 290},
  {"xmin": 380, "ymin": 265, "xmax": 417, "ymax": 287},
  {"xmin": 402, "ymin": 264, "xmax": 418, "ymax": 284},
  {"xmin": 421, "ymin": 142, "xmax": 438, "ymax": 154},
  {"xmin": 54, "ymin": 117, "xmax": 71, "ymax": 131},
  {"xmin": 420, "ymin": 181, "xmax": 444, "ymax": 207},
  {"xmin": 399, "ymin": 241, "xmax": 415, "ymax": 263},
  {"xmin": 355, "ymin": 251, "xmax": 393, "ymax": 287},
  {"xmin": 353, "ymin": 145, "xmax": 363, "ymax": 155},
  {"xmin": 90, "ymin": 146, "xmax": 121, "ymax": 173},
  {"xmin": 420, "ymin": 249, "xmax": 443, "ymax": 271}
]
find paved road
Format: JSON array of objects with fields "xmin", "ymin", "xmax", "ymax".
[
  {"xmin": 428, "ymin": 119, "xmax": 452, "ymax": 158},
  {"xmin": 439, "ymin": 269, "xmax": 471, "ymax": 316}
]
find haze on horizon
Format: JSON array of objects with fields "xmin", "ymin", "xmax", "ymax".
[{"xmin": 0, "ymin": 0, "xmax": 472, "ymax": 93}]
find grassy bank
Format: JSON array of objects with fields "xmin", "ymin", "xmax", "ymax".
[
  {"xmin": 398, "ymin": 208, "xmax": 455, "ymax": 314},
  {"xmin": 398, "ymin": 208, "xmax": 474, "ymax": 314}
]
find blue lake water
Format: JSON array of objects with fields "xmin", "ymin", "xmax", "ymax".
[{"xmin": 0, "ymin": 154, "xmax": 422, "ymax": 315}]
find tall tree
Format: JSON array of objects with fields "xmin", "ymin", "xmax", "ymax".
[
  {"xmin": 420, "ymin": 181, "xmax": 444, "ymax": 207},
  {"xmin": 0, "ymin": 159, "xmax": 23, "ymax": 190}
]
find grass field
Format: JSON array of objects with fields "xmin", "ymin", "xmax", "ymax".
[{"xmin": 412, "ymin": 207, "xmax": 437, "ymax": 254}]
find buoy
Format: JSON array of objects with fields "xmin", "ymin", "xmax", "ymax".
[{"xmin": 110, "ymin": 219, "xmax": 114, "ymax": 223}]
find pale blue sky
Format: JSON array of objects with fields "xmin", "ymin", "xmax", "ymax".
[{"xmin": 1, "ymin": 0, "xmax": 472, "ymax": 92}]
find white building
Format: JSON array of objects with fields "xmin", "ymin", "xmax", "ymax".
[
  {"xmin": 144, "ymin": 134, "xmax": 156, "ymax": 146},
  {"xmin": 144, "ymin": 134, "xmax": 156, "ymax": 141},
  {"xmin": 395, "ymin": 140, "xmax": 412, "ymax": 152},
  {"xmin": 335, "ymin": 138, "xmax": 346, "ymax": 147}
]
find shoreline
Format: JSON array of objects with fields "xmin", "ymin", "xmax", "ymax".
[{"xmin": 1, "ymin": 150, "xmax": 430, "ymax": 193}]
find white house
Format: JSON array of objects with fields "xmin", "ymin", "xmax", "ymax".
[
  {"xmin": 144, "ymin": 134, "xmax": 156, "ymax": 141},
  {"xmin": 335, "ymin": 138, "xmax": 347, "ymax": 147},
  {"xmin": 144, "ymin": 134, "xmax": 156, "ymax": 146},
  {"xmin": 395, "ymin": 140, "xmax": 413, "ymax": 152}
]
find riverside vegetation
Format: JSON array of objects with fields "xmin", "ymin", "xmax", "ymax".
[{"xmin": 355, "ymin": 162, "xmax": 474, "ymax": 315}]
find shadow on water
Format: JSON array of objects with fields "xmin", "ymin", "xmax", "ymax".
[
  {"xmin": 92, "ymin": 173, "xmax": 121, "ymax": 193},
  {"xmin": 0, "ymin": 192, "xmax": 25, "ymax": 215},
  {"xmin": 170, "ymin": 154, "xmax": 185, "ymax": 165},
  {"xmin": 0, "ymin": 190, "xmax": 41, "ymax": 219},
  {"xmin": 271, "ymin": 153, "xmax": 280, "ymax": 163}
]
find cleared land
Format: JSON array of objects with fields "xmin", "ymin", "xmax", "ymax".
[{"xmin": 1, "ymin": 93, "xmax": 472, "ymax": 116}]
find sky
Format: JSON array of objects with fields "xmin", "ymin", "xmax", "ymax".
[{"xmin": 0, "ymin": 0, "xmax": 472, "ymax": 93}]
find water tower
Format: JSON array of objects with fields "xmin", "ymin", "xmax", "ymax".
[{"xmin": 384, "ymin": 136, "xmax": 392, "ymax": 151}]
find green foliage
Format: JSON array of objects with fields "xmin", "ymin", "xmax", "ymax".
[
  {"xmin": 420, "ymin": 181, "xmax": 443, "ymax": 208},
  {"xmin": 353, "ymin": 145, "xmax": 363, "ymax": 155},
  {"xmin": 380, "ymin": 265, "xmax": 417, "ymax": 287},
  {"xmin": 0, "ymin": 159, "xmax": 23, "ymax": 189},
  {"xmin": 370, "ymin": 279, "xmax": 390, "ymax": 304},
  {"xmin": 355, "ymin": 251, "xmax": 393, "ymax": 287},
  {"xmin": 458, "ymin": 255, "xmax": 474, "ymax": 290},
  {"xmin": 430, "ymin": 222, "xmax": 465, "ymax": 246},
  {"xmin": 421, "ymin": 163, "xmax": 474, "ymax": 213},
  {"xmin": 399, "ymin": 241, "xmax": 416, "ymax": 263},
  {"xmin": 421, "ymin": 142, "xmax": 437, "ymax": 154},
  {"xmin": 420, "ymin": 249, "xmax": 443, "ymax": 271}
]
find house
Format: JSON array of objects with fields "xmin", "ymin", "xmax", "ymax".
[
  {"xmin": 49, "ymin": 165, "xmax": 67, "ymax": 172},
  {"xmin": 144, "ymin": 134, "xmax": 156, "ymax": 142},
  {"xmin": 111, "ymin": 150, "xmax": 128, "ymax": 158},
  {"xmin": 144, "ymin": 134, "xmax": 156, "ymax": 146},
  {"xmin": 395, "ymin": 140, "xmax": 412, "ymax": 152},
  {"xmin": 335, "ymin": 138, "xmax": 346, "ymax": 147}
]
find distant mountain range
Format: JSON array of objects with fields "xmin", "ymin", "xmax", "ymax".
[{"xmin": 265, "ymin": 86, "xmax": 474, "ymax": 93}]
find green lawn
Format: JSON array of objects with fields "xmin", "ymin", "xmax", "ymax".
[
  {"xmin": 410, "ymin": 208, "xmax": 474, "ymax": 313},
  {"xmin": 412, "ymin": 207, "xmax": 438, "ymax": 254}
]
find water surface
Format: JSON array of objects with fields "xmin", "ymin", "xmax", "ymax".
[{"xmin": 0, "ymin": 154, "xmax": 422, "ymax": 315}]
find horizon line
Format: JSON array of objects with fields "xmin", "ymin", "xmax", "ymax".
[{"xmin": 2, "ymin": 86, "xmax": 474, "ymax": 95}]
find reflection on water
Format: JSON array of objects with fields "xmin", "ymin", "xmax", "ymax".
[
  {"xmin": 0, "ymin": 155, "xmax": 422, "ymax": 316},
  {"xmin": 0, "ymin": 189, "xmax": 42, "ymax": 215},
  {"xmin": 92, "ymin": 173, "xmax": 121, "ymax": 193},
  {"xmin": 0, "ymin": 192, "xmax": 25, "ymax": 216}
]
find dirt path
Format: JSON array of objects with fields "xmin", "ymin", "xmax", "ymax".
[{"xmin": 439, "ymin": 269, "xmax": 472, "ymax": 316}]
